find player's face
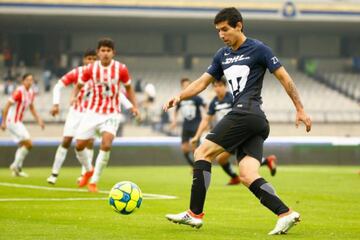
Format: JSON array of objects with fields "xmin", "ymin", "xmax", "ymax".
[
  {"xmin": 181, "ymin": 81, "xmax": 191, "ymax": 90},
  {"xmin": 23, "ymin": 75, "xmax": 33, "ymax": 89},
  {"xmin": 213, "ymin": 82, "xmax": 226, "ymax": 97},
  {"xmin": 83, "ymin": 55, "xmax": 97, "ymax": 65},
  {"xmin": 97, "ymin": 46, "xmax": 114, "ymax": 65},
  {"xmin": 215, "ymin": 21, "xmax": 242, "ymax": 47}
]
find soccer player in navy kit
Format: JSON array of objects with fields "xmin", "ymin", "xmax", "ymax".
[
  {"xmin": 170, "ymin": 78, "xmax": 206, "ymax": 166},
  {"xmin": 164, "ymin": 7, "xmax": 312, "ymax": 235},
  {"xmin": 190, "ymin": 78, "xmax": 277, "ymax": 185}
]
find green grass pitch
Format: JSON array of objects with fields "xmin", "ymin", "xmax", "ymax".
[{"xmin": 0, "ymin": 166, "xmax": 359, "ymax": 240}]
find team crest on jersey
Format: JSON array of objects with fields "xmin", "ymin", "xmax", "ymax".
[{"xmin": 222, "ymin": 55, "xmax": 250, "ymax": 65}]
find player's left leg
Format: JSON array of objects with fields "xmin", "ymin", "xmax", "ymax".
[
  {"xmin": 10, "ymin": 139, "xmax": 32, "ymax": 177},
  {"xmin": 216, "ymin": 152, "xmax": 240, "ymax": 185},
  {"xmin": 237, "ymin": 137, "xmax": 299, "ymax": 235}
]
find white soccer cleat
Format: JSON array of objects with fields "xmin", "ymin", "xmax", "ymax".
[
  {"xmin": 10, "ymin": 164, "xmax": 20, "ymax": 177},
  {"xmin": 165, "ymin": 210, "xmax": 204, "ymax": 229},
  {"xmin": 268, "ymin": 211, "xmax": 301, "ymax": 235},
  {"xmin": 47, "ymin": 175, "xmax": 57, "ymax": 184},
  {"xmin": 18, "ymin": 170, "xmax": 29, "ymax": 178}
]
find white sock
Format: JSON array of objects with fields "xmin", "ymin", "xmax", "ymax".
[
  {"xmin": 12, "ymin": 146, "xmax": 29, "ymax": 168},
  {"xmin": 51, "ymin": 145, "xmax": 68, "ymax": 175},
  {"xmin": 81, "ymin": 148, "xmax": 94, "ymax": 175},
  {"xmin": 90, "ymin": 150, "xmax": 110, "ymax": 184},
  {"xmin": 261, "ymin": 157, "xmax": 266, "ymax": 164},
  {"xmin": 75, "ymin": 149, "xmax": 91, "ymax": 172}
]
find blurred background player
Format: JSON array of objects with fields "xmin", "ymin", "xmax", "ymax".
[
  {"xmin": 47, "ymin": 49, "xmax": 97, "ymax": 185},
  {"xmin": 191, "ymin": 78, "xmax": 277, "ymax": 185},
  {"xmin": 74, "ymin": 38, "xmax": 139, "ymax": 192},
  {"xmin": 1, "ymin": 73, "xmax": 45, "ymax": 177},
  {"xmin": 170, "ymin": 78, "xmax": 206, "ymax": 167}
]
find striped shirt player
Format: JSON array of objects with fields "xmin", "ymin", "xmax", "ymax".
[
  {"xmin": 74, "ymin": 39, "xmax": 139, "ymax": 193},
  {"xmin": 75, "ymin": 59, "xmax": 132, "ymax": 139},
  {"xmin": 48, "ymin": 55, "xmax": 134, "ymax": 185},
  {"xmin": 5, "ymin": 85, "xmax": 35, "ymax": 142},
  {"xmin": 1, "ymin": 73, "xmax": 44, "ymax": 177}
]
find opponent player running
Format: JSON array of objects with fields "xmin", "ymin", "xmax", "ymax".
[
  {"xmin": 74, "ymin": 38, "xmax": 138, "ymax": 192},
  {"xmin": 47, "ymin": 49, "xmax": 97, "ymax": 184},
  {"xmin": 164, "ymin": 8, "xmax": 311, "ymax": 235},
  {"xmin": 170, "ymin": 78, "xmax": 206, "ymax": 167},
  {"xmin": 1, "ymin": 73, "xmax": 45, "ymax": 177},
  {"xmin": 190, "ymin": 78, "xmax": 277, "ymax": 185}
]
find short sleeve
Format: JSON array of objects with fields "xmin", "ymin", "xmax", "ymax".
[
  {"xmin": 10, "ymin": 90, "xmax": 22, "ymax": 103},
  {"xmin": 119, "ymin": 64, "xmax": 131, "ymax": 85},
  {"xmin": 206, "ymin": 48, "xmax": 224, "ymax": 80},
  {"xmin": 260, "ymin": 44, "xmax": 282, "ymax": 73},
  {"xmin": 80, "ymin": 64, "xmax": 92, "ymax": 84},
  {"xmin": 61, "ymin": 69, "xmax": 78, "ymax": 86},
  {"xmin": 207, "ymin": 99, "xmax": 216, "ymax": 116}
]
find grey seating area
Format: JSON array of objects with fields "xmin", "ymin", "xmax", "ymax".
[{"xmin": 1, "ymin": 57, "xmax": 359, "ymax": 123}]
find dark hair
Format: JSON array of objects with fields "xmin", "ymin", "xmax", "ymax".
[
  {"xmin": 83, "ymin": 48, "xmax": 96, "ymax": 57},
  {"xmin": 214, "ymin": 7, "xmax": 244, "ymax": 31},
  {"xmin": 213, "ymin": 77, "xmax": 227, "ymax": 86},
  {"xmin": 22, "ymin": 73, "xmax": 32, "ymax": 81},
  {"xmin": 180, "ymin": 77, "xmax": 191, "ymax": 85},
  {"xmin": 97, "ymin": 38, "xmax": 115, "ymax": 50}
]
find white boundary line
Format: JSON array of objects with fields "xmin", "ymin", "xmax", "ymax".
[
  {"xmin": 0, "ymin": 182, "xmax": 177, "ymax": 200},
  {"xmin": 0, "ymin": 197, "xmax": 108, "ymax": 202}
]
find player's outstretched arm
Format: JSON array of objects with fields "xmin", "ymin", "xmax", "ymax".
[
  {"xmin": 163, "ymin": 73, "xmax": 214, "ymax": 111},
  {"xmin": 273, "ymin": 67, "xmax": 312, "ymax": 132},
  {"xmin": 51, "ymin": 81, "xmax": 66, "ymax": 116},
  {"xmin": 1, "ymin": 101, "xmax": 12, "ymax": 130}
]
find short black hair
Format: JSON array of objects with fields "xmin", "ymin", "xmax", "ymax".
[
  {"xmin": 180, "ymin": 77, "xmax": 191, "ymax": 85},
  {"xmin": 213, "ymin": 77, "xmax": 227, "ymax": 86},
  {"xmin": 97, "ymin": 38, "xmax": 115, "ymax": 50},
  {"xmin": 214, "ymin": 7, "xmax": 244, "ymax": 31},
  {"xmin": 83, "ymin": 48, "xmax": 96, "ymax": 57},
  {"xmin": 22, "ymin": 73, "xmax": 32, "ymax": 81}
]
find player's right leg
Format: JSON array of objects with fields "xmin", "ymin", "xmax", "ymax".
[
  {"xmin": 47, "ymin": 137, "xmax": 72, "ymax": 184},
  {"xmin": 216, "ymin": 152, "xmax": 240, "ymax": 185},
  {"xmin": 7, "ymin": 122, "xmax": 31, "ymax": 177},
  {"xmin": 166, "ymin": 139, "xmax": 224, "ymax": 228},
  {"xmin": 48, "ymin": 108, "xmax": 84, "ymax": 184},
  {"xmin": 74, "ymin": 112, "xmax": 100, "ymax": 187},
  {"xmin": 181, "ymin": 130, "xmax": 195, "ymax": 167}
]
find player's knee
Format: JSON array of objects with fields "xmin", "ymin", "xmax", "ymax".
[
  {"xmin": 24, "ymin": 140, "xmax": 32, "ymax": 150},
  {"xmin": 239, "ymin": 170, "xmax": 259, "ymax": 187},
  {"xmin": 75, "ymin": 141, "xmax": 86, "ymax": 151},
  {"xmin": 100, "ymin": 140, "xmax": 112, "ymax": 151},
  {"xmin": 62, "ymin": 138, "xmax": 72, "ymax": 149},
  {"xmin": 194, "ymin": 144, "xmax": 214, "ymax": 160}
]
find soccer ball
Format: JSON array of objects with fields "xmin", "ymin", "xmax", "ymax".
[{"xmin": 109, "ymin": 181, "xmax": 143, "ymax": 215}]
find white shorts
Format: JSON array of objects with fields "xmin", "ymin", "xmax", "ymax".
[
  {"xmin": 7, "ymin": 122, "xmax": 30, "ymax": 143},
  {"xmin": 63, "ymin": 108, "xmax": 84, "ymax": 137},
  {"xmin": 75, "ymin": 111, "xmax": 121, "ymax": 140}
]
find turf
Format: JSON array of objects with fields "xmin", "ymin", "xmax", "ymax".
[{"xmin": 0, "ymin": 165, "xmax": 359, "ymax": 240}]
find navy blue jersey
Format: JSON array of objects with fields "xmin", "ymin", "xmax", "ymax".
[
  {"xmin": 208, "ymin": 92, "xmax": 233, "ymax": 123},
  {"xmin": 176, "ymin": 96, "xmax": 205, "ymax": 131},
  {"xmin": 207, "ymin": 38, "xmax": 282, "ymax": 118}
]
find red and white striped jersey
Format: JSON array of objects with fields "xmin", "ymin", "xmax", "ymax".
[
  {"xmin": 60, "ymin": 65, "xmax": 88, "ymax": 112},
  {"xmin": 80, "ymin": 60, "xmax": 131, "ymax": 114},
  {"xmin": 7, "ymin": 85, "xmax": 35, "ymax": 123}
]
